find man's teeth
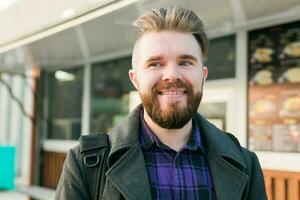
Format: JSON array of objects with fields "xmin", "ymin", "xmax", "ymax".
[{"xmin": 161, "ymin": 91, "xmax": 184, "ymax": 95}]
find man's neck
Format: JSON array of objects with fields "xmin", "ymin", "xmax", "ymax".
[{"xmin": 143, "ymin": 108, "xmax": 193, "ymax": 152}]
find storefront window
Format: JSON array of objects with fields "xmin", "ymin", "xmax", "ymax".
[
  {"xmin": 42, "ymin": 67, "xmax": 83, "ymax": 140},
  {"xmin": 248, "ymin": 20, "xmax": 300, "ymax": 152},
  {"xmin": 199, "ymin": 102, "xmax": 226, "ymax": 130},
  {"xmin": 90, "ymin": 57, "xmax": 134, "ymax": 133},
  {"xmin": 205, "ymin": 35, "xmax": 236, "ymax": 80}
]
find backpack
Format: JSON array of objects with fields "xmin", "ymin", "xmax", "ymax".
[{"xmin": 79, "ymin": 133, "xmax": 110, "ymax": 200}]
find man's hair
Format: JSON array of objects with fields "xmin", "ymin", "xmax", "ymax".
[{"xmin": 133, "ymin": 7, "xmax": 208, "ymax": 57}]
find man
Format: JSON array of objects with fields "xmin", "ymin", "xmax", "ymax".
[{"xmin": 56, "ymin": 7, "xmax": 267, "ymax": 200}]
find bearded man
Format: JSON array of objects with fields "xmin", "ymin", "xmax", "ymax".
[{"xmin": 56, "ymin": 7, "xmax": 267, "ymax": 200}]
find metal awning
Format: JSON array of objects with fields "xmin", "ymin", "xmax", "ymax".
[{"xmin": 0, "ymin": 0, "xmax": 300, "ymax": 73}]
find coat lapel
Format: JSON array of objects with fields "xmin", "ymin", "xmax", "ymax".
[
  {"xmin": 195, "ymin": 114, "xmax": 249, "ymax": 200},
  {"xmin": 103, "ymin": 143, "xmax": 151, "ymax": 200},
  {"xmin": 207, "ymin": 152, "xmax": 248, "ymax": 199},
  {"xmin": 103, "ymin": 105, "xmax": 152, "ymax": 200}
]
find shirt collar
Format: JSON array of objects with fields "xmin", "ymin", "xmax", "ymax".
[
  {"xmin": 139, "ymin": 110, "xmax": 161, "ymax": 149},
  {"xmin": 139, "ymin": 110, "xmax": 206, "ymax": 154}
]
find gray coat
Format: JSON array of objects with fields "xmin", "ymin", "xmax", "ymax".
[{"xmin": 56, "ymin": 105, "xmax": 267, "ymax": 200}]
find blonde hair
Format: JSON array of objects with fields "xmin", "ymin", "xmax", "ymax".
[{"xmin": 133, "ymin": 7, "xmax": 208, "ymax": 57}]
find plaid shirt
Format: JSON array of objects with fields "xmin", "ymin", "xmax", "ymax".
[{"xmin": 139, "ymin": 115, "xmax": 215, "ymax": 200}]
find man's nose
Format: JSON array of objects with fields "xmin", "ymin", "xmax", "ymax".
[{"xmin": 162, "ymin": 65, "xmax": 182, "ymax": 82}]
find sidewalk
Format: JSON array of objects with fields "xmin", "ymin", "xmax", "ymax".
[{"xmin": 0, "ymin": 190, "xmax": 28, "ymax": 200}]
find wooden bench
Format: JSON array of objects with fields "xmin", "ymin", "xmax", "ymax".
[{"xmin": 264, "ymin": 169, "xmax": 300, "ymax": 200}]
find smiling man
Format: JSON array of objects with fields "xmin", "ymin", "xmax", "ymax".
[
  {"xmin": 130, "ymin": 31, "xmax": 206, "ymax": 132},
  {"xmin": 56, "ymin": 7, "xmax": 267, "ymax": 200}
]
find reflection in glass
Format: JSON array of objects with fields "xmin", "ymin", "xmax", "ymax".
[
  {"xmin": 90, "ymin": 57, "xmax": 134, "ymax": 133},
  {"xmin": 42, "ymin": 67, "xmax": 83, "ymax": 140},
  {"xmin": 205, "ymin": 35, "xmax": 236, "ymax": 80}
]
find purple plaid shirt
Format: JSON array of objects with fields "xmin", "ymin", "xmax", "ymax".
[{"xmin": 139, "ymin": 115, "xmax": 215, "ymax": 200}]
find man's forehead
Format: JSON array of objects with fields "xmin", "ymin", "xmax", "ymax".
[
  {"xmin": 139, "ymin": 32, "xmax": 201, "ymax": 55},
  {"xmin": 132, "ymin": 31, "xmax": 203, "ymax": 68},
  {"xmin": 139, "ymin": 31, "xmax": 198, "ymax": 45}
]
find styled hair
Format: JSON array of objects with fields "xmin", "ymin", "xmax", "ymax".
[{"xmin": 133, "ymin": 7, "xmax": 208, "ymax": 57}]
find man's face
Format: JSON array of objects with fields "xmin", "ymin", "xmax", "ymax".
[{"xmin": 129, "ymin": 31, "xmax": 208, "ymax": 129}]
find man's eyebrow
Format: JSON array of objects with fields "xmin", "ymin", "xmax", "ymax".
[
  {"xmin": 178, "ymin": 54, "xmax": 198, "ymax": 62},
  {"xmin": 145, "ymin": 56, "xmax": 163, "ymax": 63}
]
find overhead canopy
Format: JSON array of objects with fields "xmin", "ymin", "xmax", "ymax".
[{"xmin": 0, "ymin": 0, "xmax": 300, "ymax": 73}]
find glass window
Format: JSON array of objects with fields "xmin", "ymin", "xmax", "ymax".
[
  {"xmin": 42, "ymin": 67, "xmax": 83, "ymax": 140},
  {"xmin": 199, "ymin": 102, "xmax": 226, "ymax": 130},
  {"xmin": 205, "ymin": 35, "xmax": 236, "ymax": 80},
  {"xmin": 248, "ymin": 20, "xmax": 300, "ymax": 152},
  {"xmin": 90, "ymin": 57, "xmax": 134, "ymax": 133}
]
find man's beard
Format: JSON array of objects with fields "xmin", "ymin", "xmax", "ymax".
[{"xmin": 140, "ymin": 79, "xmax": 203, "ymax": 129}]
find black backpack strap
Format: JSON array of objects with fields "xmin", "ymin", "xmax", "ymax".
[{"xmin": 79, "ymin": 133, "xmax": 110, "ymax": 200}]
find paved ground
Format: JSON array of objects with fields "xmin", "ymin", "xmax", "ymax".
[{"xmin": 0, "ymin": 190, "xmax": 28, "ymax": 200}]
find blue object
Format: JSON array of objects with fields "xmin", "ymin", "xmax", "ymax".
[{"xmin": 0, "ymin": 145, "xmax": 16, "ymax": 190}]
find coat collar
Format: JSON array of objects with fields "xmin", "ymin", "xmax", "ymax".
[{"xmin": 103, "ymin": 104, "xmax": 248, "ymax": 200}]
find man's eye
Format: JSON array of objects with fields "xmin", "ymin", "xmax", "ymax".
[
  {"xmin": 179, "ymin": 61, "xmax": 192, "ymax": 66},
  {"xmin": 149, "ymin": 63, "xmax": 162, "ymax": 67}
]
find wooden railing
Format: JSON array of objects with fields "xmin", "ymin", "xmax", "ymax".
[
  {"xmin": 41, "ymin": 151, "xmax": 66, "ymax": 189},
  {"xmin": 263, "ymin": 169, "xmax": 300, "ymax": 200}
]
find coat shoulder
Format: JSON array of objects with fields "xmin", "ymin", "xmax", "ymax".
[
  {"xmin": 79, "ymin": 132, "xmax": 110, "ymax": 152},
  {"xmin": 224, "ymin": 132, "xmax": 242, "ymax": 148}
]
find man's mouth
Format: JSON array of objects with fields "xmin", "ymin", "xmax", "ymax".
[{"xmin": 158, "ymin": 88, "xmax": 186, "ymax": 95}]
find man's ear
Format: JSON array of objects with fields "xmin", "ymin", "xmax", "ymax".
[
  {"xmin": 128, "ymin": 69, "xmax": 139, "ymax": 90},
  {"xmin": 202, "ymin": 66, "xmax": 208, "ymax": 81}
]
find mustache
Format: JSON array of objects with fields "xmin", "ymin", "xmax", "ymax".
[{"xmin": 152, "ymin": 80, "xmax": 191, "ymax": 93}]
